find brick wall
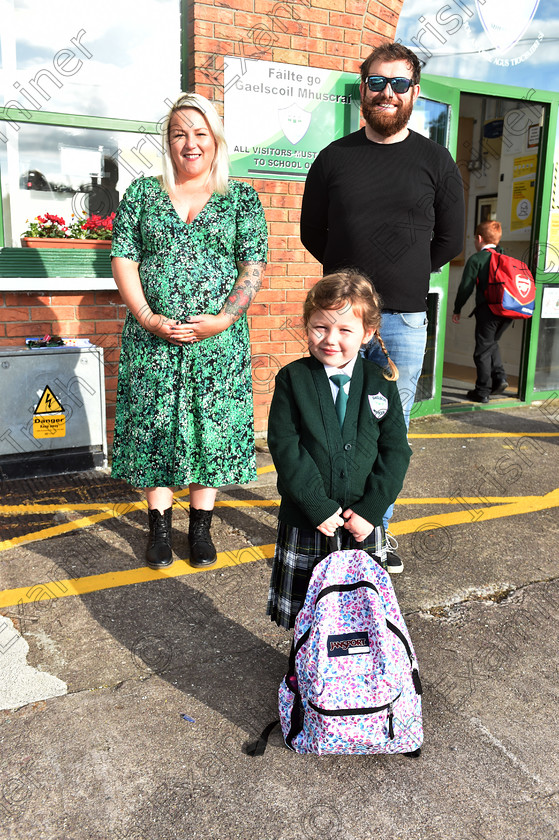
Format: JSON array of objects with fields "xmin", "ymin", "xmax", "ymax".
[{"xmin": 0, "ymin": 0, "xmax": 401, "ymax": 445}]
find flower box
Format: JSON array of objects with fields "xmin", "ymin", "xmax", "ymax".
[{"xmin": 21, "ymin": 237, "xmax": 112, "ymax": 250}]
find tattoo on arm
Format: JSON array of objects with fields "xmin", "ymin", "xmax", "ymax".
[{"xmin": 222, "ymin": 261, "xmax": 265, "ymax": 321}]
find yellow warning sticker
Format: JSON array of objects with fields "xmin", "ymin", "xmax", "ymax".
[
  {"xmin": 35, "ymin": 386, "xmax": 64, "ymax": 415},
  {"xmin": 33, "ymin": 414, "xmax": 66, "ymax": 438}
]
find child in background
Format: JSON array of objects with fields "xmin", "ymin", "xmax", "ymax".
[
  {"xmin": 266, "ymin": 271, "xmax": 412, "ymax": 630},
  {"xmin": 452, "ymin": 220, "xmax": 510, "ymax": 403}
]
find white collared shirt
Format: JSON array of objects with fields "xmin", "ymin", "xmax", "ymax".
[{"xmin": 324, "ymin": 355, "xmax": 358, "ymax": 405}]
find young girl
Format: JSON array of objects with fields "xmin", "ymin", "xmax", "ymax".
[{"xmin": 266, "ymin": 270, "xmax": 412, "ymax": 630}]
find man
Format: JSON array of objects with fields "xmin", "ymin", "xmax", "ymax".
[
  {"xmin": 300, "ymin": 41, "xmax": 465, "ymax": 572},
  {"xmin": 452, "ymin": 220, "xmax": 510, "ymax": 404}
]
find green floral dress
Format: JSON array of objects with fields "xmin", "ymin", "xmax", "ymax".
[{"xmin": 110, "ymin": 176, "xmax": 268, "ymax": 488}]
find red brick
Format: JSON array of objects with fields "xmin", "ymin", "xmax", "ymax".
[
  {"xmin": 95, "ymin": 292, "xmax": 121, "ymax": 304},
  {"xmin": 255, "ymin": 289, "xmax": 285, "ymax": 303},
  {"xmin": 30, "ymin": 307, "xmax": 74, "ymax": 323},
  {"xmin": 347, "ymin": 0, "xmax": 368, "ymax": 13},
  {"xmin": 270, "ymin": 194, "xmax": 301, "ymax": 208},
  {"xmin": 325, "ymin": 40, "xmax": 359, "ymax": 58},
  {"xmin": 197, "ymin": 5, "xmax": 234, "ymax": 23},
  {"xmin": 344, "ymin": 28, "xmax": 361, "ymax": 44},
  {"xmin": 5, "ymin": 293, "xmax": 35, "ymax": 306},
  {"xmin": 248, "ymin": 329, "xmax": 270, "ymax": 342},
  {"xmin": 288, "ymin": 182, "xmax": 305, "ymax": 195},
  {"xmin": 270, "ymin": 326, "xmax": 301, "ymax": 343},
  {"xmin": 272, "ymin": 17, "xmax": 307, "ymax": 36},
  {"xmin": 215, "ymin": 0, "xmax": 254, "ymax": 10},
  {"xmin": 308, "ymin": 54, "xmax": 344, "ymax": 70},
  {"xmin": 278, "ymin": 352, "xmax": 305, "ymax": 364},
  {"xmin": 6, "ymin": 323, "xmax": 51, "ymax": 337},
  {"xmin": 76, "ymin": 306, "xmax": 122, "ymax": 320},
  {"xmin": 94, "ymin": 321, "xmax": 123, "ymax": 334},
  {"xmin": 330, "ymin": 11, "xmax": 362, "ymax": 28},
  {"xmin": 251, "ymin": 341, "xmax": 285, "ymax": 354},
  {"xmin": 270, "ymin": 223, "xmax": 295, "ymax": 236},
  {"xmin": 267, "ymin": 235, "xmax": 288, "ymax": 249},
  {"xmin": 285, "ymin": 288, "xmax": 309, "ymax": 302},
  {"xmin": 284, "ymin": 340, "xmax": 307, "ymax": 355},
  {"xmin": 314, "ymin": 0, "xmax": 345, "ymax": 9},
  {"xmin": 309, "ymin": 23, "xmax": 345, "ymax": 40},
  {"xmin": 233, "ymin": 11, "xmax": 270, "ymax": 29},
  {"xmin": 300, "ymin": 6, "xmax": 329, "ymax": 24},
  {"xmin": 270, "ymin": 302, "xmax": 306, "ymax": 315},
  {"xmin": 55, "ymin": 322, "xmax": 94, "ymax": 336},
  {"xmin": 192, "ymin": 38, "xmax": 231, "ymax": 55},
  {"xmin": 252, "ymin": 315, "xmax": 293, "ymax": 330},
  {"xmin": 194, "ymin": 19, "xmax": 214, "ymax": 37},
  {"xmin": 1, "ymin": 307, "xmax": 29, "ymax": 322},
  {"xmin": 290, "ymin": 36, "xmax": 325, "ymax": 53},
  {"xmin": 51, "ymin": 294, "xmax": 95, "ymax": 306},
  {"xmin": 272, "ymin": 48, "xmax": 307, "ymax": 64},
  {"xmin": 247, "ymin": 303, "xmax": 268, "ymax": 316},
  {"xmin": 265, "ymin": 264, "xmax": 287, "ymax": 277}
]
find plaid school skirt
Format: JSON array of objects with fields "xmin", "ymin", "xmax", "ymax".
[{"xmin": 266, "ymin": 521, "xmax": 386, "ymax": 630}]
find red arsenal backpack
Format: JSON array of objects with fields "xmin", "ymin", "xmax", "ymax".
[{"xmin": 484, "ymin": 251, "xmax": 535, "ymax": 318}]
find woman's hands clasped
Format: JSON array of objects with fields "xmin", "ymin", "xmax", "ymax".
[
  {"xmin": 170, "ymin": 313, "xmax": 231, "ymax": 343},
  {"xmin": 143, "ymin": 312, "xmax": 231, "ymax": 345}
]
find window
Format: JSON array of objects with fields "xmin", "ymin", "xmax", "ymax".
[{"xmin": 0, "ymin": 0, "xmax": 180, "ymax": 255}]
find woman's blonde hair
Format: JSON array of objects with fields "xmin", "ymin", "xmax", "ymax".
[
  {"xmin": 303, "ymin": 270, "xmax": 398, "ymax": 381},
  {"xmin": 160, "ymin": 93, "xmax": 230, "ymax": 195}
]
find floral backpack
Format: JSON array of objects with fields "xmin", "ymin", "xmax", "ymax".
[{"xmin": 277, "ymin": 547, "xmax": 423, "ymax": 756}]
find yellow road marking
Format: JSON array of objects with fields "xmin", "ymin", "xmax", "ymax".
[
  {"xmin": 0, "ymin": 494, "xmax": 550, "ymax": 552},
  {"xmin": 1, "ymin": 488, "xmax": 558, "ymax": 609},
  {"xmin": 0, "ymin": 544, "xmax": 276, "ymax": 609},
  {"xmin": 389, "ymin": 487, "xmax": 559, "ymax": 536},
  {"xmin": 408, "ymin": 432, "xmax": 559, "ymax": 438},
  {"xmin": 0, "ymin": 499, "xmax": 280, "ymax": 515}
]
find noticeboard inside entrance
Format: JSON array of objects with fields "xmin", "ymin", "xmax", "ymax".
[{"xmin": 224, "ymin": 57, "xmax": 360, "ymax": 181}]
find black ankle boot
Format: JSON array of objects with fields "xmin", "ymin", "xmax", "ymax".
[
  {"xmin": 188, "ymin": 507, "xmax": 217, "ymax": 568},
  {"xmin": 146, "ymin": 507, "xmax": 173, "ymax": 569}
]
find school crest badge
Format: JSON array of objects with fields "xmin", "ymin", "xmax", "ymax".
[
  {"xmin": 368, "ymin": 393, "xmax": 388, "ymax": 419},
  {"xmin": 278, "ymin": 103, "xmax": 311, "ymax": 145}
]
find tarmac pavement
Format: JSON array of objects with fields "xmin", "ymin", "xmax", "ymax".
[{"xmin": 1, "ymin": 400, "xmax": 559, "ymax": 840}]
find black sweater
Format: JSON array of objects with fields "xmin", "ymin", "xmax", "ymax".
[{"xmin": 300, "ymin": 128, "xmax": 465, "ymax": 312}]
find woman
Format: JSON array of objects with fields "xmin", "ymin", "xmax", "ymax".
[{"xmin": 110, "ymin": 93, "xmax": 268, "ymax": 570}]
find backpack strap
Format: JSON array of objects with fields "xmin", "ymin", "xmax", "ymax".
[{"xmin": 244, "ymin": 720, "xmax": 280, "ymax": 756}]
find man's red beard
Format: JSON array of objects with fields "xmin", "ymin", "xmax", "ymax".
[{"xmin": 362, "ymin": 95, "xmax": 414, "ymax": 138}]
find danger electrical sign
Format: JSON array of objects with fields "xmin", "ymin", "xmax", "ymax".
[{"xmin": 33, "ymin": 386, "xmax": 66, "ymax": 439}]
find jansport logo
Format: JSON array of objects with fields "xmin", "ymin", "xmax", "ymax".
[{"xmin": 328, "ymin": 632, "xmax": 370, "ymax": 657}]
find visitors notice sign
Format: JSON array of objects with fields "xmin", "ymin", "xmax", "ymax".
[{"xmin": 224, "ymin": 58, "xmax": 360, "ymax": 181}]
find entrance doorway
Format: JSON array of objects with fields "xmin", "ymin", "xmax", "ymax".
[{"xmin": 442, "ymin": 92, "xmax": 544, "ymax": 408}]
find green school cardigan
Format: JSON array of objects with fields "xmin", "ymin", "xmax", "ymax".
[{"xmin": 267, "ymin": 354, "xmax": 412, "ymax": 530}]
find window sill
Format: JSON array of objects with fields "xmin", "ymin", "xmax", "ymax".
[
  {"xmin": 0, "ymin": 246, "xmax": 116, "ymax": 290},
  {"xmin": 0, "ymin": 277, "xmax": 117, "ymax": 291}
]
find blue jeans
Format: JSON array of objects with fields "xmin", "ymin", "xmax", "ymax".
[{"xmin": 364, "ymin": 310, "xmax": 428, "ymax": 529}]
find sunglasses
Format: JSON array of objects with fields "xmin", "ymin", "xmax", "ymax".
[{"xmin": 366, "ymin": 75, "xmax": 414, "ymax": 93}]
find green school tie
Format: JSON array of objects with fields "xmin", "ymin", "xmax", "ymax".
[{"xmin": 330, "ymin": 373, "xmax": 351, "ymax": 427}]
